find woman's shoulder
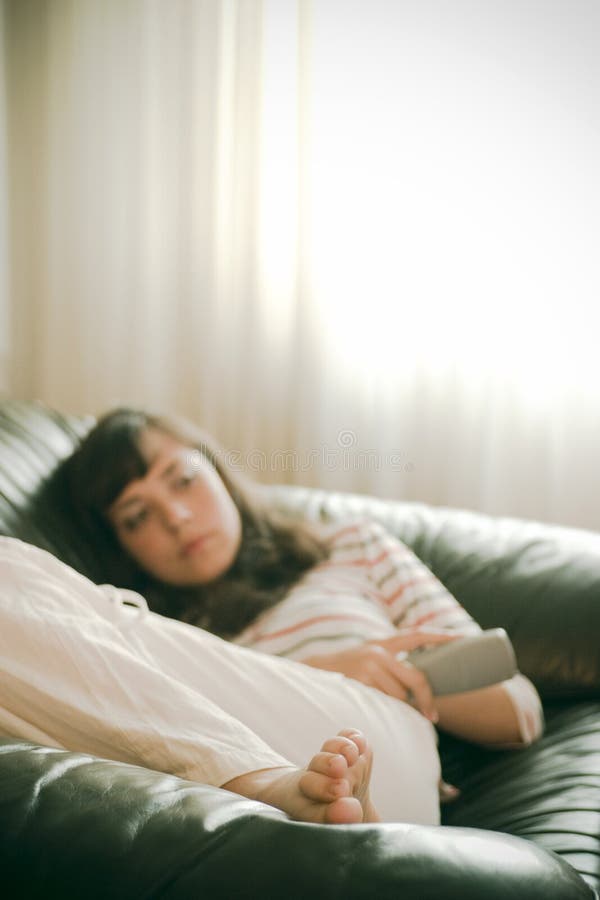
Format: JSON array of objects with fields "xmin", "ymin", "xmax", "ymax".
[{"xmin": 316, "ymin": 517, "xmax": 390, "ymax": 553}]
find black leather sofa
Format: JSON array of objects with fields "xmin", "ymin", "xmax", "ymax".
[{"xmin": 1, "ymin": 398, "xmax": 599, "ymax": 899}]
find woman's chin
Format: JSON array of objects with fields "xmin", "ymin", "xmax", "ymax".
[{"xmin": 171, "ymin": 542, "xmax": 236, "ymax": 587}]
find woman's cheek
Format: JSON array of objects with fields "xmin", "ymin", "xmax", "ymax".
[{"xmin": 127, "ymin": 531, "xmax": 164, "ymax": 567}]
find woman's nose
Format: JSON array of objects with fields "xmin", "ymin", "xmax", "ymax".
[{"xmin": 161, "ymin": 500, "xmax": 193, "ymax": 530}]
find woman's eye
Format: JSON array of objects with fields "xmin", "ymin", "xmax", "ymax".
[
  {"xmin": 175, "ymin": 472, "xmax": 196, "ymax": 489},
  {"xmin": 122, "ymin": 510, "xmax": 148, "ymax": 532}
]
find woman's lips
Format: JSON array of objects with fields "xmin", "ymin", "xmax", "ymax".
[{"xmin": 181, "ymin": 534, "xmax": 211, "ymax": 557}]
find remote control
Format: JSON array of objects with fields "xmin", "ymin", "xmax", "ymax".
[{"xmin": 398, "ymin": 628, "xmax": 518, "ymax": 696}]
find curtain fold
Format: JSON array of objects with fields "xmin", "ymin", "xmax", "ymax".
[
  {"xmin": 0, "ymin": 0, "xmax": 9, "ymax": 392},
  {"xmin": 3, "ymin": 0, "xmax": 600, "ymax": 531}
]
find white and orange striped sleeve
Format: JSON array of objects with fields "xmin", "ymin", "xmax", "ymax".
[{"xmin": 331, "ymin": 519, "xmax": 481, "ymax": 635}]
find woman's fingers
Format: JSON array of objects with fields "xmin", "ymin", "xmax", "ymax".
[
  {"xmin": 362, "ymin": 648, "xmax": 437, "ymax": 720},
  {"xmin": 372, "ymin": 630, "xmax": 462, "ymax": 655},
  {"xmin": 339, "ymin": 645, "xmax": 410, "ymax": 702},
  {"xmin": 366, "ymin": 664, "xmax": 411, "ymax": 703},
  {"xmin": 302, "ymin": 643, "xmax": 438, "ymax": 717},
  {"xmin": 390, "ymin": 657, "xmax": 438, "ymax": 721}
]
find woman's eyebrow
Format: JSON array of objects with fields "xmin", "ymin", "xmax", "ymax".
[
  {"xmin": 157, "ymin": 460, "xmax": 179, "ymax": 481},
  {"xmin": 111, "ymin": 457, "xmax": 182, "ymax": 513},
  {"xmin": 138, "ymin": 455, "xmax": 180, "ymax": 484},
  {"xmin": 112, "ymin": 495, "xmax": 144, "ymax": 514}
]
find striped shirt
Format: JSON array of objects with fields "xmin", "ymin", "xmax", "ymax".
[{"xmin": 233, "ymin": 518, "xmax": 481, "ymax": 660}]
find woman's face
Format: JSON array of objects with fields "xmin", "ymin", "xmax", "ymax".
[{"xmin": 107, "ymin": 428, "xmax": 242, "ymax": 586}]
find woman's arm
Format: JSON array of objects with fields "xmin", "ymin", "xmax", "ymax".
[
  {"xmin": 304, "ymin": 639, "xmax": 544, "ymax": 746},
  {"xmin": 434, "ymin": 674, "xmax": 544, "ymax": 746},
  {"xmin": 436, "ymin": 687, "xmax": 518, "ymax": 745},
  {"xmin": 312, "ymin": 522, "xmax": 543, "ymax": 746}
]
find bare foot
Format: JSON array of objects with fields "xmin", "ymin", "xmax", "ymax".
[{"xmin": 222, "ymin": 729, "xmax": 380, "ymax": 824}]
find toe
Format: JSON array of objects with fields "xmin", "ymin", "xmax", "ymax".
[
  {"xmin": 337, "ymin": 729, "xmax": 367, "ymax": 755},
  {"xmin": 324, "ymin": 796, "xmax": 364, "ymax": 825},
  {"xmin": 307, "ymin": 751, "xmax": 348, "ymax": 778},
  {"xmin": 299, "ymin": 770, "xmax": 350, "ymax": 802},
  {"xmin": 321, "ymin": 735, "xmax": 360, "ymax": 766}
]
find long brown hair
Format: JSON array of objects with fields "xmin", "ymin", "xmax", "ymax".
[{"xmin": 64, "ymin": 408, "xmax": 328, "ymax": 638}]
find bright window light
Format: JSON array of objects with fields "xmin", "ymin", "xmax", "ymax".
[{"xmin": 300, "ymin": 1, "xmax": 600, "ymax": 414}]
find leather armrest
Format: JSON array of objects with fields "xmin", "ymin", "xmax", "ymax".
[{"xmin": 0, "ymin": 739, "xmax": 593, "ymax": 899}]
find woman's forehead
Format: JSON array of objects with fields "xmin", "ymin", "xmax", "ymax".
[
  {"xmin": 138, "ymin": 428, "xmax": 187, "ymax": 464},
  {"xmin": 136, "ymin": 430, "xmax": 209, "ymax": 479},
  {"xmin": 109, "ymin": 431, "xmax": 203, "ymax": 510}
]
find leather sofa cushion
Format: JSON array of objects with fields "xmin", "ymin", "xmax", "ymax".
[{"xmin": 0, "ymin": 736, "xmax": 595, "ymax": 899}]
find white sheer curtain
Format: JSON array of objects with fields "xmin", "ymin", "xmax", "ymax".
[
  {"xmin": 0, "ymin": 0, "xmax": 9, "ymax": 392},
  {"xmin": 3, "ymin": 0, "xmax": 600, "ymax": 531},
  {"xmin": 304, "ymin": 0, "xmax": 600, "ymax": 529}
]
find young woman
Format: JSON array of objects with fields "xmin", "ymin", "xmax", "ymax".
[{"xmin": 64, "ymin": 408, "xmax": 543, "ymax": 752}]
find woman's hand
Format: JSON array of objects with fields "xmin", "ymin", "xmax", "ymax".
[{"xmin": 303, "ymin": 630, "xmax": 461, "ymax": 722}]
